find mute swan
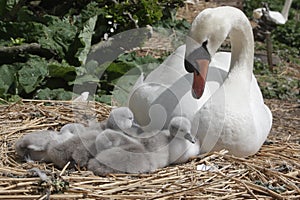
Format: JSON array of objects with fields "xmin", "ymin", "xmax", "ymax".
[
  {"xmin": 128, "ymin": 44, "xmax": 229, "ymax": 132},
  {"xmin": 184, "ymin": 6, "xmax": 272, "ymax": 157},
  {"xmin": 253, "ymin": 0, "xmax": 293, "ymax": 25},
  {"xmin": 15, "ymin": 130, "xmax": 72, "ymax": 162}
]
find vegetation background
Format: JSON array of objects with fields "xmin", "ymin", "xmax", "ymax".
[{"xmin": 0, "ymin": 0, "xmax": 299, "ymax": 104}]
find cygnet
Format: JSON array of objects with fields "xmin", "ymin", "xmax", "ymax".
[
  {"xmin": 47, "ymin": 130, "xmax": 99, "ymax": 168},
  {"xmin": 48, "ymin": 107, "xmax": 137, "ymax": 168},
  {"xmin": 88, "ymin": 116, "xmax": 198, "ymax": 175},
  {"xmin": 95, "ymin": 106, "xmax": 140, "ymax": 153},
  {"xmin": 15, "ymin": 129, "xmax": 72, "ymax": 162},
  {"xmin": 59, "ymin": 123, "xmax": 85, "ymax": 136},
  {"xmin": 88, "ymin": 143, "xmax": 155, "ymax": 175},
  {"xmin": 105, "ymin": 107, "xmax": 140, "ymax": 132},
  {"xmin": 168, "ymin": 116, "xmax": 200, "ymax": 164}
]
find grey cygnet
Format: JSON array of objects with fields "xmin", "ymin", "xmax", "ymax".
[
  {"xmin": 168, "ymin": 116, "xmax": 200, "ymax": 164},
  {"xmin": 48, "ymin": 107, "xmax": 137, "ymax": 168},
  {"xmin": 15, "ymin": 130, "xmax": 72, "ymax": 162},
  {"xmin": 88, "ymin": 116, "xmax": 197, "ymax": 175}
]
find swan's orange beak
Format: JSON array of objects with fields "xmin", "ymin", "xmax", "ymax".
[{"xmin": 192, "ymin": 59, "xmax": 209, "ymax": 99}]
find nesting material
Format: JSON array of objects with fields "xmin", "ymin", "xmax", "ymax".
[{"xmin": 0, "ymin": 98, "xmax": 299, "ymax": 199}]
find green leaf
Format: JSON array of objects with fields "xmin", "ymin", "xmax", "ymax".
[
  {"xmin": 18, "ymin": 58, "xmax": 48, "ymax": 93},
  {"xmin": 39, "ymin": 15, "xmax": 77, "ymax": 58},
  {"xmin": 69, "ymin": 74, "xmax": 99, "ymax": 85},
  {"xmin": 75, "ymin": 15, "xmax": 98, "ymax": 65},
  {"xmin": 96, "ymin": 94, "xmax": 111, "ymax": 105},
  {"xmin": 0, "ymin": 64, "xmax": 17, "ymax": 97},
  {"xmin": 48, "ymin": 61, "xmax": 76, "ymax": 81},
  {"xmin": 35, "ymin": 88, "xmax": 73, "ymax": 100},
  {"xmin": 111, "ymin": 73, "xmax": 141, "ymax": 106}
]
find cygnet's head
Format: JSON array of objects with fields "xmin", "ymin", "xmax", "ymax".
[
  {"xmin": 168, "ymin": 116, "xmax": 195, "ymax": 143},
  {"xmin": 60, "ymin": 123, "xmax": 85, "ymax": 137},
  {"xmin": 106, "ymin": 107, "xmax": 136, "ymax": 131}
]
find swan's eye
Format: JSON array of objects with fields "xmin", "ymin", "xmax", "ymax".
[
  {"xmin": 184, "ymin": 59, "xmax": 196, "ymax": 73},
  {"xmin": 202, "ymin": 40, "xmax": 208, "ymax": 52}
]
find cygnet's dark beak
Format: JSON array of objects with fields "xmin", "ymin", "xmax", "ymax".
[
  {"xmin": 132, "ymin": 121, "xmax": 140, "ymax": 128},
  {"xmin": 184, "ymin": 133, "xmax": 196, "ymax": 144}
]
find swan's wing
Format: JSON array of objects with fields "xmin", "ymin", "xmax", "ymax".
[
  {"xmin": 269, "ymin": 11, "xmax": 286, "ymax": 24},
  {"xmin": 144, "ymin": 45, "xmax": 186, "ymax": 85},
  {"xmin": 250, "ymin": 74, "xmax": 273, "ymax": 137}
]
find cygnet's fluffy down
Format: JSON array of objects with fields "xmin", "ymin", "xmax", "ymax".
[
  {"xmin": 47, "ymin": 129, "xmax": 99, "ymax": 168},
  {"xmin": 88, "ymin": 142, "xmax": 156, "ymax": 175},
  {"xmin": 48, "ymin": 107, "xmax": 137, "ymax": 168},
  {"xmin": 138, "ymin": 129, "xmax": 170, "ymax": 169},
  {"xmin": 95, "ymin": 129, "xmax": 141, "ymax": 153},
  {"xmin": 15, "ymin": 130, "xmax": 72, "ymax": 162},
  {"xmin": 105, "ymin": 107, "xmax": 136, "ymax": 131},
  {"xmin": 95, "ymin": 106, "xmax": 141, "ymax": 153},
  {"xmin": 88, "ymin": 116, "xmax": 199, "ymax": 175},
  {"xmin": 168, "ymin": 116, "xmax": 200, "ymax": 164},
  {"xmin": 59, "ymin": 123, "xmax": 85, "ymax": 136}
]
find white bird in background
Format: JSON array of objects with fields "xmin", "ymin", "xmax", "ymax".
[
  {"xmin": 253, "ymin": 0, "xmax": 293, "ymax": 25},
  {"xmin": 184, "ymin": 6, "xmax": 272, "ymax": 157}
]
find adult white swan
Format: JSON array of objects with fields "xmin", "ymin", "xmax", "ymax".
[
  {"xmin": 184, "ymin": 6, "xmax": 272, "ymax": 157},
  {"xmin": 128, "ymin": 45, "xmax": 230, "ymax": 131},
  {"xmin": 253, "ymin": 0, "xmax": 293, "ymax": 25}
]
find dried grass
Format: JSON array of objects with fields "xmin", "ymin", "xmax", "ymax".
[{"xmin": 0, "ymin": 98, "xmax": 299, "ymax": 199}]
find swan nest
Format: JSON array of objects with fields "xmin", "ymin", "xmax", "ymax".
[{"xmin": 0, "ymin": 98, "xmax": 299, "ymax": 199}]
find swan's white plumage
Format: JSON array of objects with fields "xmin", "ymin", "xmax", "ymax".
[
  {"xmin": 128, "ymin": 45, "xmax": 229, "ymax": 132},
  {"xmin": 187, "ymin": 6, "xmax": 272, "ymax": 157},
  {"xmin": 253, "ymin": 0, "xmax": 293, "ymax": 25}
]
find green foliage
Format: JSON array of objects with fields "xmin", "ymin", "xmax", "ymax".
[
  {"xmin": 273, "ymin": 20, "xmax": 300, "ymax": 50},
  {"xmin": 1, "ymin": 0, "xmax": 297, "ymax": 104},
  {"xmin": 35, "ymin": 88, "xmax": 73, "ymax": 100},
  {"xmin": 0, "ymin": 64, "xmax": 17, "ymax": 96},
  {"xmin": 97, "ymin": 52, "xmax": 164, "ymax": 105},
  {"xmin": 254, "ymin": 60, "xmax": 299, "ymax": 100},
  {"xmin": 244, "ymin": 0, "xmax": 300, "ymax": 53},
  {"xmin": 0, "ymin": 0, "xmax": 183, "ymax": 102},
  {"xmin": 245, "ymin": 0, "xmax": 300, "ymax": 101},
  {"xmin": 18, "ymin": 57, "xmax": 48, "ymax": 93}
]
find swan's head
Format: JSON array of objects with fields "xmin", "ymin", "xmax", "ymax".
[
  {"xmin": 253, "ymin": 8, "xmax": 264, "ymax": 20},
  {"xmin": 184, "ymin": 7, "xmax": 238, "ymax": 99},
  {"xmin": 107, "ymin": 107, "xmax": 138, "ymax": 131},
  {"xmin": 169, "ymin": 116, "xmax": 195, "ymax": 143}
]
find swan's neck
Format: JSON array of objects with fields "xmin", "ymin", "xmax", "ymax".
[
  {"xmin": 281, "ymin": 0, "xmax": 293, "ymax": 21},
  {"xmin": 227, "ymin": 19, "xmax": 254, "ymax": 82}
]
